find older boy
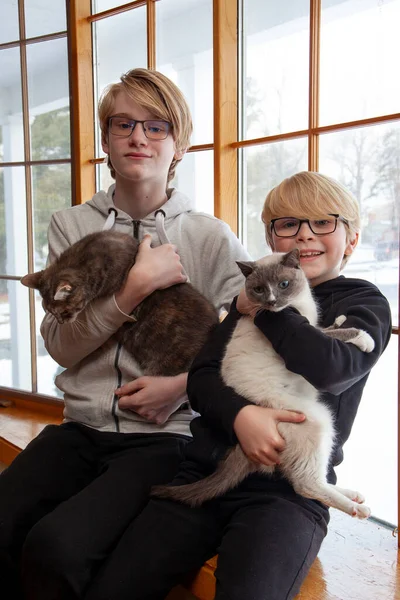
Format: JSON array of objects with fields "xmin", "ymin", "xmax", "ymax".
[
  {"xmin": 84, "ymin": 172, "xmax": 392, "ymax": 600},
  {"xmin": 0, "ymin": 68, "xmax": 252, "ymax": 600}
]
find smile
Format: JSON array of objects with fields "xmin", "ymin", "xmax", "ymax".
[{"xmin": 299, "ymin": 251, "xmax": 323, "ymax": 259}]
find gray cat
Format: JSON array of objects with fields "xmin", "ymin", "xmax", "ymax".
[
  {"xmin": 21, "ymin": 230, "xmax": 218, "ymax": 376},
  {"xmin": 153, "ymin": 249, "xmax": 374, "ymax": 518}
]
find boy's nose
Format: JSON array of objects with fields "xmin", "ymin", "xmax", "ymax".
[
  {"xmin": 296, "ymin": 221, "xmax": 315, "ymax": 240},
  {"xmin": 128, "ymin": 122, "xmax": 147, "ymax": 145}
]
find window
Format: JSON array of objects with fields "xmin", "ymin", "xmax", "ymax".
[
  {"xmin": 239, "ymin": 0, "xmax": 399, "ymax": 525},
  {"xmin": 0, "ymin": 0, "xmax": 71, "ymax": 398}
]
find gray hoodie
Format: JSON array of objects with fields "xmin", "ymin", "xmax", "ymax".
[{"xmin": 41, "ymin": 185, "xmax": 251, "ymax": 436}]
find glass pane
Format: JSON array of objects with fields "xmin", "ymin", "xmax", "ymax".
[
  {"xmin": 0, "ymin": 0, "xmax": 19, "ymax": 44},
  {"xmin": 92, "ymin": 0, "xmax": 125, "ymax": 12},
  {"xmin": 97, "ymin": 160, "xmax": 114, "ymax": 195},
  {"xmin": 35, "ymin": 291, "xmax": 63, "ymax": 398},
  {"xmin": 171, "ymin": 150, "xmax": 214, "ymax": 214},
  {"xmin": 27, "ymin": 39, "xmax": 70, "ymax": 160},
  {"xmin": 336, "ymin": 334, "xmax": 398, "ymax": 525},
  {"xmin": 32, "ymin": 164, "xmax": 71, "ymax": 272},
  {"xmin": 0, "ymin": 47, "xmax": 25, "ymax": 163},
  {"xmin": 319, "ymin": 123, "xmax": 400, "ymax": 326},
  {"xmin": 31, "ymin": 107, "xmax": 71, "ymax": 161},
  {"xmin": 320, "ymin": 0, "xmax": 400, "ymax": 126},
  {"xmin": 0, "ymin": 166, "xmax": 28, "ymax": 277},
  {"xmin": 242, "ymin": 0, "xmax": 310, "ymax": 139},
  {"xmin": 0, "ymin": 280, "xmax": 32, "ymax": 392},
  {"xmin": 25, "ymin": 0, "xmax": 67, "ymax": 38},
  {"xmin": 242, "ymin": 138, "xmax": 308, "ymax": 259},
  {"xmin": 157, "ymin": 0, "xmax": 213, "ymax": 146},
  {"xmin": 93, "ymin": 8, "xmax": 147, "ymax": 157}
]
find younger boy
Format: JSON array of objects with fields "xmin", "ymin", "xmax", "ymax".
[
  {"xmin": 0, "ymin": 68, "xmax": 251, "ymax": 600},
  {"xmin": 84, "ymin": 171, "xmax": 392, "ymax": 600}
]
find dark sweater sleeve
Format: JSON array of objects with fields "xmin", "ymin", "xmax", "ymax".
[
  {"xmin": 253, "ymin": 290, "xmax": 391, "ymax": 397},
  {"xmin": 187, "ymin": 300, "xmax": 253, "ymax": 443}
]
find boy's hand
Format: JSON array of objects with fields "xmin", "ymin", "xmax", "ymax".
[
  {"xmin": 115, "ymin": 235, "xmax": 187, "ymax": 313},
  {"xmin": 116, "ymin": 373, "xmax": 188, "ymax": 425},
  {"xmin": 236, "ymin": 288, "xmax": 260, "ymax": 317},
  {"xmin": 233, "ymin": 404, "xmax": 305, "ymax": 466}
]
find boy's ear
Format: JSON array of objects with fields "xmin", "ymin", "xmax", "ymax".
[
  {"xmin": 174, "ymin": 147, "xmax": 185, "ymax": 161},
  {"xmin": 101, "ymin": 132, "xmax": 109, "ymax": 156},
  {"xmin": 236, "ymin": 261, "xmax": 256, "ymax": 278},
  {"xmin": 344, "ymin": 232, "xmax": 359, "ymax": 256},
  {"xmin": 20, "ymin": 271, "xmax": 43, "ymax": 289}
]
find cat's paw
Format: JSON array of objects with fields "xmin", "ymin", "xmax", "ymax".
[
  {"xmin": 346, "ymin": 330, "xmax": 375, "ymax": 353},
  {"xmin": 333, "ymin": 314, "xmax": 347, "ymax": 328},
  {"xmin": 352, "ymin": 503, "xmax": 371, "ymax": 519}
]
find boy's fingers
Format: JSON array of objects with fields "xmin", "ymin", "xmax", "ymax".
[
  {"xmin": 276, "ymin": 410, "xmax": 306, "ymax": 423},
  {"xmin": 140, "ymin": 234, "xmax": 152, "ymax": 247}
]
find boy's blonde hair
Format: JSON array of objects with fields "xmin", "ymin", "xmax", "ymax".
[
  {"xmin": 98, "ymin": 68, "xmax": 193, "ymax": 183},
  {"xmin": 262, "ymin": 171, "xmax": 360, "ymax": 267}
]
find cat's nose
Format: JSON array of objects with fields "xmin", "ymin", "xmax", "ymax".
[{"xmin": 266, "ymin": 299, "xmax": 276, "ymax": 307}]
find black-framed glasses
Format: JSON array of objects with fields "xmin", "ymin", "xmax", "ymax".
[
  {"xmin": 108, "ymin": 116, "xmax": 171, "ymax": 140},
  {"xmin": 270, "ymin": 214, "xmax": 347, "ymax": 238}
]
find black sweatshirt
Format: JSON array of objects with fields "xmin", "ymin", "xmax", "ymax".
[{"xmin": 185, "ymin": 276, "xmax": 392, "ymax": 483}]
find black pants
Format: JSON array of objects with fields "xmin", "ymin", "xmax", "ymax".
[
  {"xmin": 0, "ymin": 422, "xmax": 188, "ymax": 600},
  {"xmin": 84, "ymin": 475, "xmax": 329, "ymax": 600}
]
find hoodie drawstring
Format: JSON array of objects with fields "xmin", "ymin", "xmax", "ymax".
[
  {"xmin": 103, "ymin": 208, "xmax": 118, "ymax": 231},
  {"xmin": 155, "ymin": 209, "xmax": 190, "ymax": 283}
]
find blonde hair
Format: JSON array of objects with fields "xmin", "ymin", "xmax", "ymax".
[
  {"xmin": 262, "ymin": 171, "xmax": 360, "ymax": 267},
  {"xmin": 98, "ymin": 68, "xmax": 193, "ymax": 183}
]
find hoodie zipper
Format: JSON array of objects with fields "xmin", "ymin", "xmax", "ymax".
[{"xmin": 111, "ymin": 219, "xmax": 141, "ymax": 431}]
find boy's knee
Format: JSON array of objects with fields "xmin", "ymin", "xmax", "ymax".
[{"xmin": 22, "ymin": 517, "xmax": 76, "ymax": 576}]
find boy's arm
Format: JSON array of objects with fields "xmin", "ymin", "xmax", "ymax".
[{"xmin": 253, "ymin": 291, "xmax": 392, "ymax": 395}]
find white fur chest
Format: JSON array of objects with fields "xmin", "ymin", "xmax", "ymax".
[{"xmin": 221, "ymin": 316, "xmax": 318, "ymax": 410}]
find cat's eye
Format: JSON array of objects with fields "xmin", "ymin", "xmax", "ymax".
[
  {"xmin": 279, "ymin": 280, "xmax": 289, "ymax": 289},
  {"xmin": 253, "ymin": 286, "xmax": 264, "ymax": 294}
]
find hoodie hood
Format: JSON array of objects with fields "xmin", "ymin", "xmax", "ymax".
[{"xmin": 88, "ymin": 184, "xmax": 194, "ymax": 227}]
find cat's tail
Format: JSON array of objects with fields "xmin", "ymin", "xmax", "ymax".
[{"xmin": 152, "ymin": 445, "xmax": 253, "ymax": 507}]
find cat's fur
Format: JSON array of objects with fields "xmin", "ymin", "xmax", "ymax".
[
  {"xmin": 153, "ymin": 249, "xmax": 374, "ymax": 518},
  {"xmin": 21, "ymin": 230, "xmax": 219, "ymax": 377}
]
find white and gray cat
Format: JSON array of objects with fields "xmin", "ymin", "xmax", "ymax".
[{"xmin": 154, "ymin": 249, "xmax": 374, "ymax": 518}]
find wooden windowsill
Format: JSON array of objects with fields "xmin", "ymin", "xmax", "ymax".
[{"xmin": 0, "ymin": 399, "xmax": 398, "ymax": 600}]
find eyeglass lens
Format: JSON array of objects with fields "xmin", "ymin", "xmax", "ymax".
[
  {"xmin": 109, "ymin": 117, "xmax": 169, "ymax": 140},
  {"xmin": 273, "ymin": 217, "xmax": 337, "ymax": 237}
]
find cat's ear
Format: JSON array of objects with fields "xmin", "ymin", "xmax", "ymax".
[
  {"xmin": 236, "ymin": 261, "xmax": 256, "ymax": 278},
  {"xmin": 20, "ymin": 271, "xmax": 43, "ymax": 289},
  {"xmin": 54, "ymin": 283, "xmax": 73, "ymax": 301},
  {"xmin": 282, "ymin": 249, "xmax": 300, "ymax": 269}
]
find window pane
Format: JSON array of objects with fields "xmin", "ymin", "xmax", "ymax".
[
  {"xmin": 157, "ymin": 0, "xmax": 213, "ymax": 146},
  {"xmin": 0, "ymin": 280, "xmax": 31, "ymax": 392},
  {"xmin": 171, "ymin": 150, "xmax": 214, "ymax": 214},
  {"xmin": 93, "ymin": 8, "xmax": 147, "ymax": 158},
  {"xmin": 27, "ymin": 38, "xmax": 70, "ymax": 161},
  {"xmin": 92, "ymin": 0, "xmax": 124, "ymax": 12},
  {"xmin": 0, "ymin": 0, "xmax": 19, "ymax": 44},
  {"xmin": 320, "ymin": 0, "xmax": 400, "ymax": 125},
  {"xmin": 25, "ymin": 0, "xmax": 67, "ymax": 39},
  {"xmin": 0, "ymin": 47, "xmax": 25, "ymax": 163},
  {"xmin": 35, "ymin": 292, "xmax": 63, "ymax": 398},
  {"xmin": 241, "ymin": 138, "xmax": 308, "ymax": 259},
  {"xmin": 32, "ymin": 164, "xmax": 71, "ymax": 272},
  {"xmin": 0, "ymin": 166, "xmax": 28, "ymax": 277},
  {"xmin": 336, "ymin": 334, "xmax": 398, "ymax": 525},
  {"xmin": 242, "ymin": 0, "xmax": 310, "ymax": 139},
  {"xmin": 319, "ymin": 123, "xmax": 400, "ymax": 326}
]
